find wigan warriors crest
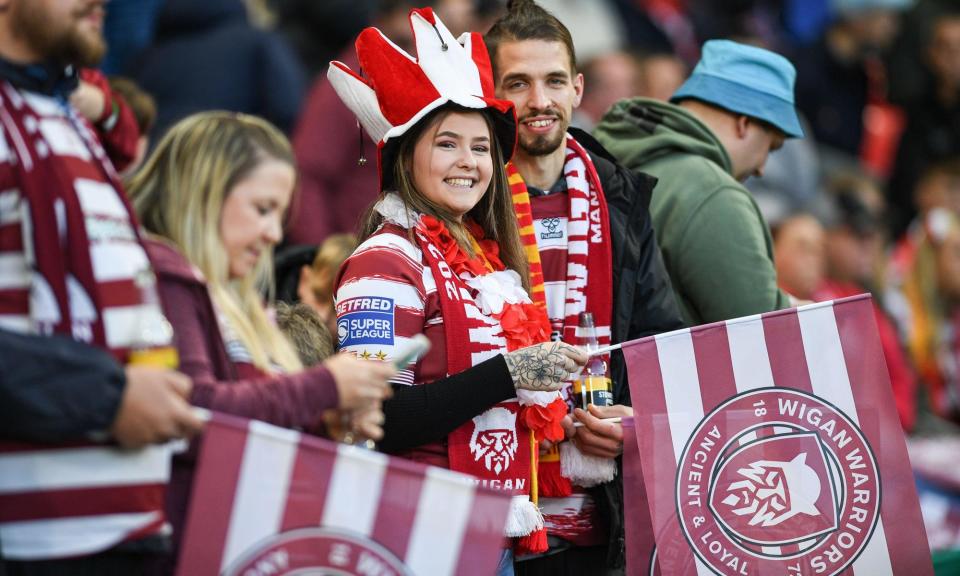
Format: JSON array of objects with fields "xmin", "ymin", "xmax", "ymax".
[
  {"xmin": 676, "ymin": 389, "xmax": 881, "ymax": 576},
  {"xmin": 709, "ymin": 432, "xmax": 838, "ymax": 547},
  {"xmin": 469, "ymin": 407, "xmax": 518, "ymax": 475}
]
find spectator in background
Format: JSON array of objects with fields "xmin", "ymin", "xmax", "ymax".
[
  {"xmin": 100, "ymin": 0, "xmax": 165, "ymax": 75},
  {"xmin": 746, "ymin": 113, "xmax": 822, "ymax": 223},
  {"xmin": 71, "ymin": 68, "xmax": 142, "ymax": 173},
  {"xmin": 573, "ymin": 51, "xmax": 641, "ymax": 131},
  {"xmin": 773, "ymin": 212, "xmax": 826, "ymax": 302},
  {"xmin": 794, "ymin": 0, "xmax": 908, "ymax": 158},
  {"xmin": 595, "ymin": 39, "xmax": 801, "ymax": 325},
  {"xmin": 635, "ymin": 51, "xmax": 687, "ymax": 102},
  {"xmin": 823, "ymin": 174, "xmax": 888, "ymax": 292},
  {"xmin": 887, "ymin": 208, "xmax": 960, "ymax": 430},
  {"xmin": 537, "ymin": 0, "xmax": 626, "ymax": 63},
  {"xmin": 267, "ymin": 0, "xmax": 374, "ymax": 79},
  {"xmin": 288, "ymin": 0, "xmax": 425, "ymax": 245},
  {"xmin": 574, "ymin": 50, "xmax": 686, "ymax": 132},
  {"xmin": 130, "ymin": 0, "xmax": 306, "ymax": 139},
  {"xmin": 275, "ymin": 302, "xmax": 334, "ymax": 366},
  {"xmin": 108, "ymin": 77, "xmax": 157, "ymax": 176},
  {"xmin": 814, "ymin": 175, "xmax": 918, "ymax": 431},
  {"xmin": 298, "ymin": 234, "xmax": 357, "ymax": 336},
  {"xmin": 890, "ymin": 7, "xmax": 960, "ymax": 235},
  {"xmin": 890, "ymin": 158, "xmax": 960, "ymax": 279}
]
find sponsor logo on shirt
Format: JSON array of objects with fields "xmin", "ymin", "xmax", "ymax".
[
  {"xmin": 539, "ymin": 217, "xmax": 564, "ymax": 240},
  {"xmin": 336, "ymin": 296, "xmax": 394, "ymax": 348}
]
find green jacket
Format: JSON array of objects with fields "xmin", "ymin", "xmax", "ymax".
[{"xmin": 594, "ymin": 98, "xmax": 788, "ymax": 326}]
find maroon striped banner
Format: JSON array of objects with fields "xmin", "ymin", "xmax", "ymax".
[
  {"xmin": 622, "ymin": 295, "xmax": 931, "ymax": 575},
  {"xmin": 177, "ymin": 413, "xmax": 512, "ymax": 575}
]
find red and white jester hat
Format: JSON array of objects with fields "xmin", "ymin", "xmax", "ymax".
[{"xmin": 327, "ymin": 7, "xmax": 518, "ymax": 190}]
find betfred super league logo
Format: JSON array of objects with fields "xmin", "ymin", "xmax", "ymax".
[{"xmin": 676, "ymin": 389, "xmax": 880, "ymax": 575}]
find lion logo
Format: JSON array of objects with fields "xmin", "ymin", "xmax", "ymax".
[{"xmin": 469, "ymin": 407, "xmax": 518, "ymax": 475}]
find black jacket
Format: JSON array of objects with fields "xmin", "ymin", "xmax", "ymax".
[
  {"xmin": 0, "ymin": 330, "xmax": 125, "ymax": 443},
  {"xmin": 570, "ymin": 128, "xmax": 683, "ymax": 402},
  {"xmin": 571, "ymin": 128, "xmax": 684, "ymax": 572}
]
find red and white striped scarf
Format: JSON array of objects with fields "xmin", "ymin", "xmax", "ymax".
[
  {"xmin": 508, "ymin": 136, "xmax": 616, "ymax": 496},
  {"xmin": 508, "ymin": 136, "xmax": 613, "ymax": 349},
  {"xmin": 0, "ymin": 82, "xmax": 172, "ymax": 560},
  {"xmin": 413, "ymin": 215, "xmax": 548, "ymax": 540}
]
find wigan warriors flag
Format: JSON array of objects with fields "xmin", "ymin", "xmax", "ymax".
[
  {"xmin": 623, "ymin": 295, "xmax": 932, "ymax": 576},
  {"xmin": 177, "ymin": 413, "xmax": 512, "ymax": 576}
]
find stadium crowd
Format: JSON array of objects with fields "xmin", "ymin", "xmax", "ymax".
[{"xmin": 2, "ymin": 0, "xmax": 960, "ymax": 574}]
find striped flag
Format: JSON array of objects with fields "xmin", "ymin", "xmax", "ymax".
[
  {"xmin": 623, "ymin": 295, "xmax": 932, "ymax": 576},
  {"xmin": 0, "ymin": 441, "xmax": 171, "ymax": 560},
  {"xmin": 177, "ymin": 413, "xmax": 511, "ymax": 576}
]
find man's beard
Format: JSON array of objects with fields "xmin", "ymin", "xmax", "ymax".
[
  {"xmin": 518, "ymin": 112, "xmax": 567, "ymax": 157},
  {"xmin": 11, "ymin": 2, "xmax": 106, "ymax": 68}
]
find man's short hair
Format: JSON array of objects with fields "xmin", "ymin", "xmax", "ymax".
[{"xmin": 484, "ymin": 0, "xmax": 577, "ymax": 77}]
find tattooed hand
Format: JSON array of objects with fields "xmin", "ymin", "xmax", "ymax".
[{"xmin": 504, "ymin": 342, "xmax": 589, "ymax": 391}]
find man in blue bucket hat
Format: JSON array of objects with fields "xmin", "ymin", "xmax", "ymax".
[{"xmin": 594, "ymin": 39, "xmax": 803, "ymax": 326}]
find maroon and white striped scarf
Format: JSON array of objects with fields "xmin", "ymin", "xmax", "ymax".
[
  {"xmin": 0, "ymin": 82, "xmax": 161, "ymax": 357},
  {"xmin": 0, "ymin": 82, "xmax": 171, "ymax": 560},
  {"xmin": 510, "ymin": 137, "xmax": 615, "ymax": 495}
]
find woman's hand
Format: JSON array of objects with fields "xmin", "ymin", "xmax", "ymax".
[
  {"xmin": 321, "ymin": 407, "xmax": 386, "ymax": 443},
  {"xmin": 348, "ymin": 406, "xmax": 386, "ymax": 441},
  {"xmin": 324, "ymin": 353, "xmax": 396, "ymax": 411},
  {"xmin": 504, "ymin": 341, "xmax": 588, "ymax": 392}
]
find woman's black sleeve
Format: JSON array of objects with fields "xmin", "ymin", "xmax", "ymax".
[{"xmin": 378, "ymin": 354, "xmax": 515, "ymax": 453}]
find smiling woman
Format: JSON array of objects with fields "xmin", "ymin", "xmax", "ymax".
[
  {"xmin": 411, "ymin": 111, "xmax": 494, "ymax": 220},
  {"xmin": 125, "ymin": 112, "xmax": 397, "ymax": 573},
  {"xmin": 329, "ymin": 8, "xmax": 588, "ymax": 563}
]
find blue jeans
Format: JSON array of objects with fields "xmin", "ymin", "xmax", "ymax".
[{"xmin": 496, "ymin": 548, "xmax": 515, "ymax": 576}]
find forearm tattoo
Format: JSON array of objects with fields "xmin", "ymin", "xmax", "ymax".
[{"xmin": 505, "ymin": 342, "xmax": 576, "ymax": 390}]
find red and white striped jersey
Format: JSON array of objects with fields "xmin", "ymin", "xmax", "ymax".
[
  {"xmin": 530, "ymin": 191, "xmax": 570, "ymax": 341},
  {"xmin": 0, "ymin": 84, "xmax": 171, "ymax": 560},
  {"xmin": 335, "ymin": 225, "xmax": 507, "ymax": 467}
]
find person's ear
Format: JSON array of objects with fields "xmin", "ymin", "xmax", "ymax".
[
  {"xmin": 297, "ymin": 265, "xmax": 316, "ymax": 303},
  {"xmin": 572, "ymin": 72, "xmax": 585, "ymax": 108},
  {"xmin": 735, "ymin": 115, "xmax": 751, "ymax": 139}
]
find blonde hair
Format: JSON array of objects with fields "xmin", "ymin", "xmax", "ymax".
[
  {"xmin": 128, "ymin": 111, "xmax": 302, "ymax": 373},
  {"xmin": 309, "ymin": 233, "xmax": 357, "ymax": 303}
]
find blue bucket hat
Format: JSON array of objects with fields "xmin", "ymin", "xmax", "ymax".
[{"xmin": 671, "ymin": 40, "xmax": 804, "ymax": 138}]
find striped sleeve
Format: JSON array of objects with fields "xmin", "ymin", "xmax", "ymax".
[
  {"xmin": 335, "ymin": 232, "xmax": 426, "ymax": 385},
  {"xmin": 0, "ymin": 121, "xmax": 31, "ymax": 333}
]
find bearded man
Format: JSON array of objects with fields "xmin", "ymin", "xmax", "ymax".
[
  {"xmin": 485, "ymin": 1, "xmax": 683, "ymax": 573},
  {"xmin": 0, "ymin": 1, "xmax": 202, "ymax": 574}
]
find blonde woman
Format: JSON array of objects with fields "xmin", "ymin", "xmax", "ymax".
[{"xmin": 127, "ymin": 112, "xmax": 395, "ymax": 572}]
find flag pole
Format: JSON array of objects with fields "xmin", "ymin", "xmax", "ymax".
[{"xmin": 588, "ymin": 342, "xmax": 623, "ymax": 356}]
